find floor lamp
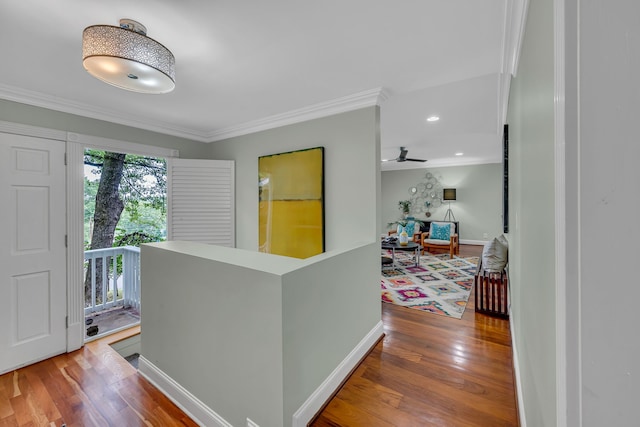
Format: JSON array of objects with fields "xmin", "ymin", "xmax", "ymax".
[{"xmin": 443, "ymin": 188, "xmax": 456, "ymax": 222}]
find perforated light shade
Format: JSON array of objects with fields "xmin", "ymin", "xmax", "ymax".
[
  {"xmin": 443, "ymin": 188, "xmax": 457, "ymax": 201},
  {"xmin": 82, "ymin": 24, "xmax": 175, "ymax": 94}
]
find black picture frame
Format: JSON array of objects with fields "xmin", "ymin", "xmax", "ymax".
[{"xmin": 502, "ymin": 124, "xmax": 509, "ymax": 233}]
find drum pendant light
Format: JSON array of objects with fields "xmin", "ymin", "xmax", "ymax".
[{"xmin": 82, "ymin": 19, "xmax": 175, "ymax": 94}]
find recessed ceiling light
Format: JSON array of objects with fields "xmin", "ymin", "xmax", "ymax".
[
  {"xmin": 426, "ymin": 116, "xmax": 440, "ymax": 122},
  {"xmin": 455, "ymin": 152, "xmax": 464, "ymax": 156}
]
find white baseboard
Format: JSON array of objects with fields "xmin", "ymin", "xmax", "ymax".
[
  {"xmin": 291, "ymin": 321, "xmax": 385, "ymax": 427},
  {"xmin": 510, "ymin": 315, "xmax": 527, "ymax": 427},
  {"xmin": 138, "ymin": 356, "xmax": 232, "ymax": 427},
  {"xmin": 460, "ymin": 239, "xmax": 489, "ymax": 246},
  {"xmin": 138, "ymin": 321, "xmax": 384, "ymax": 427}
]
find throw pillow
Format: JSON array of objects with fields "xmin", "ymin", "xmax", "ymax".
[
  {"xmin": 430, "ymin": 222, "xmax": 451, "ymax": 241},
  {"xmin": 482, "ymin": 237, "xmax": 508, "ymax": 272},
  {"xmin": 405, "ymin": 221, "xmax": 416, "ymax": 236}
]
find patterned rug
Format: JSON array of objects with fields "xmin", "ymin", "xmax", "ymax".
[{"xmin": 381, "ymin": 251, "xmax": 479, "ymax": 319}]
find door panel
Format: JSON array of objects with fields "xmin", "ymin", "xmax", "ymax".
[
  {"xmin": 0, "ymin": 133, "xmax": 66, "ymax": 374},
  {"xmin": 14, "ymin": 271, "xmax": 51, "ymax": 342},
  {"xmin": 14, "ymin": 186, "xmax": 50, "ymax": 252}
]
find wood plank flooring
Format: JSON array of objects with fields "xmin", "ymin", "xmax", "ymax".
[
  {"xmin": 0, "ymin": 245, "xmax": 518, "ymax": 427},
  {"xmin": 311, "ymin": 244, "xmax": 519, "ymax": 426},
  {"xmin": 0, "ymin": 326, "xmax": 197, "ymax": 427}
]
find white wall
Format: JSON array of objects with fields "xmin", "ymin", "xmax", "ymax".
[
  {"xmin": 381, "ymin": 164, "xmax": 502, "ymax": 241},
  {"xmin": 506, "ymin": 0, "xmax": 557, "ymax": 424},
  {"xmin": 282, "ymin": 242, "xmax": 380, "ymax": 423},
  {"xmin": 208, "ymin": 107, "xmax": 381, "ymax": 251},
  {"xmin": 570, "ymin": 0, "xmax": 640, "ymax": 425}
]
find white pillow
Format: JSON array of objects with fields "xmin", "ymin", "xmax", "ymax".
[{"xmin": 482, "ymin": 237, "xmax": 508, "ymax": 272}]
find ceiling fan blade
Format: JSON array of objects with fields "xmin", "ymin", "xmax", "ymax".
[{"xmin": 381, "ymin": 147, "xmax": 426, "ymax": 163}]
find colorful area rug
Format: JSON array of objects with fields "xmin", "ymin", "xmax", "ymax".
[{"xmin": 381, "ymin": 251, "xmax": 479, "ymax": 319}]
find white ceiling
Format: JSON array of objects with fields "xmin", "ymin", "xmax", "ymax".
[{"xmin": 0, "ymin": 1, "xmax": 524, "ymax": 170}]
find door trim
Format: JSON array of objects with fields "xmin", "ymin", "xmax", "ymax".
[
  {"xmin": 0, "ymin": 120, "xmax": 66, "ymax": 141},
  {"xmin": 67, "ymin": 132, "xmax": 179, "ymax": 348},
  {"xmin": 66, "ymin": 142, "xmax": 85, "ymax": 351},
  {"xmin": 68, "ymin": 132, "xmax": 179, "ymax": 158}
]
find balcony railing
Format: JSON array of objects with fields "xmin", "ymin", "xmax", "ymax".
[{"xmin": 84, "ymin": 246, "xmax": 140, "ymax": 315}]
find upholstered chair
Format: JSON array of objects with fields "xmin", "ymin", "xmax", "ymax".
[
  {"xmin": 420, "ymin": 221, "xmax": 459, "ymax": 258},
  {"xmin": 388, "ymin": 220, "xmax": 423, "ymax": 243}
]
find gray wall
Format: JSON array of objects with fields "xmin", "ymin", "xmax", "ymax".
[
  {"xmin": 282, "ymin": 242, "xmax": 380, "ymax": 425},
  {"xmin": 506, "ymin": 0, "xmax": 557, "ymax": 425},
  {"xmin": 209, "ymin": 107, "xmax": 381, "ymax": 251},
  {"xmin": 0, "ymin": 99, "xmax": 209, "ymax": 158},
  {"xmin": 381, "ymin": 164, "xmax": 502, "ymax": 241},
  {"xmin": 141, "ymin": 243, "xmax": 286, "ymax": 427},
  {"xmin": 572, "ymin": 0, "xmax": 640, "ymax": 425},
  {"xmin": 141, "ymin": 240, "xmax": 381, "ymax": 427}
]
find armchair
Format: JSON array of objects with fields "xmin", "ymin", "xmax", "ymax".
[
  {"xmin": 420, "ymin": 221, "xmax": 459, "ymax": 258},
  {"xmin": 388, "ymin": 220, "xmax": 423, "ymax": 243}
]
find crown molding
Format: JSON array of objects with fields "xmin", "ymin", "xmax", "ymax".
[
  {"xmin": 206, "ymin": 87, "xmax": 389, "ymax": 142},
  {"xmin": 502, "ymin": 0, "xmax": 529, "ymax": 78},
  {"xmin": 0, "ymin": 84, "xmax": 389, "ymax": 144},
  {"xmin": 0, "ymin": 83, "xmax": 211, "ymax": 142},
  {"xmin": 498, "ymin": 0, "xmax": 529, "ymax": 127}
]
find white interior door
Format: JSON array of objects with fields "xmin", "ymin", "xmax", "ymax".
[{"xmin": 0, "ymin": 132, "xmax": 66, "ymax": 374}]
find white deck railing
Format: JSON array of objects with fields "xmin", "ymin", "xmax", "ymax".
[{"xmin": 84, "ymin": 246, "xmax": 140, "ymax": 315}]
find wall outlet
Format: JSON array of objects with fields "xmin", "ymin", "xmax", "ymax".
[{"xmin": 483, "ymin": 233, "xmax": 489, "ymax": 239}]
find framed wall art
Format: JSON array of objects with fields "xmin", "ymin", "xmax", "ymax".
[{"xmin": 258, "ymin": 147, "xmax": 325, "ymax": 258}]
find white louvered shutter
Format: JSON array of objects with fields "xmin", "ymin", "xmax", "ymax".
[{"xmin": 167, "ymin": 158, "xmax": 235, "ymax": 247}]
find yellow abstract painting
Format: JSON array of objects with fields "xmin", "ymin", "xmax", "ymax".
[{"xmin": 258, "ymin": 147, "xmax": 324, "ymax": 258}]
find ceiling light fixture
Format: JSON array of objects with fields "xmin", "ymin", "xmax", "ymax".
[
  {"xmin": 426, "ymin": 116, "xmax": 440, "ymax": 122},
  {"xmin": 455, "ymin": 152, "xmax": 464, "ymax": 156},
  {"xmin": 82, "ymin": 19, "xmax": 175, "ymax": 94}
]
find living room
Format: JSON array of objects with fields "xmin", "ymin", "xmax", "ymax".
[{"xmin": 381, "ymin": 163, "xmax": 503, "ymax": 245}]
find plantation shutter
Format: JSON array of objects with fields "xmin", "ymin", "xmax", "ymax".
[{"xmin": 167, "ymin": 158, "xmax": 235, "ymax": 247}]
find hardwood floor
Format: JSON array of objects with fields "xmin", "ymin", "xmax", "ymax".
[
  {"xmin": 0, "ymin": 245, "xmax": 518, "ymax": 427},
  {"xmin": 311, "ymin": 244, "xmax": 519, "ymax": 426},
  {"xmin": 0, "ymin": 326, "xmax": 197, "ymax": 427}
]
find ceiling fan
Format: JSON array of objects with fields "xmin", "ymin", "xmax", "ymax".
[{"xmin": 382, "ymin": 147, "xmax": 427, "ymax": 163}]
